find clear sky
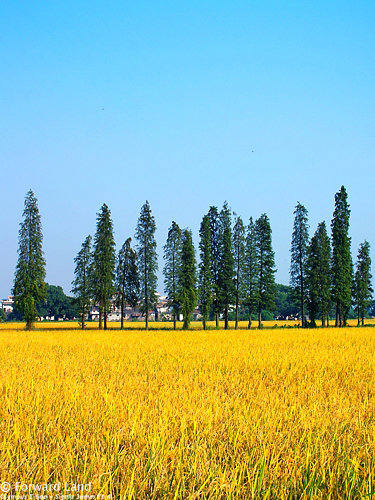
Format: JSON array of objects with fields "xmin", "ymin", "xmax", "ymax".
[{"xmin": 1, "ymin": 1, "xmax": 374, "ymax": 299}]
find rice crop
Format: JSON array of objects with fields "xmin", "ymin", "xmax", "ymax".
[{"xmin": 0, "ymin": 326, "xmax": 374, "ymax": 499}]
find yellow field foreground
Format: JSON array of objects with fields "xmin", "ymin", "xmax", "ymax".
[{"xmin": 1, "ymin": 327, "xmax": 374, "ymax": 499}]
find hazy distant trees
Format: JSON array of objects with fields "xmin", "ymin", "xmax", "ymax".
[{"xmin": 13, "ymin": 190, "xmax": 47, "ymax": 330}]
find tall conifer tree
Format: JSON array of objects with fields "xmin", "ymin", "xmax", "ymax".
[
  {"xmin": 198, "ymin": 214, "xmax": 212, "ymax": 330},
  {"xmin": 135, "ymin": 201, "xmax": 158, "ymax": 330},
  {"xmin": 290, "ymin": 202, "xmax": 309, "ymax": 327},
  {"xmin": 331, "ymin": 186, "xmax": 352, "ymax": 326},
  {"xmin": 306, "ymin": 222, "xmax": 331, "ymax": 327},
  {"xmin": 233, "ymin": 215, "xmax": 245, "ymax": 329},
  {"xmin": 92, "ymin": 204, "xmax": 116, "ymax": 330},
  {"xmin": 244, "ymin": 217, "xmax": 259, "ymax": 329},
  {"xmin": 352, "ymin": 241, "xmax": 373, "ymax": 326},
  {"xmin": 116, "ymin": 238, "xmax": 139, "ymax": 329},
  {"xmin": 255, "ymin": 214, "xmax": 276, "ymax": 328},
  {"xmin": 218, "ymin": 202, "xmax": 235, "ymax": 330},
  {"xmin": 208, "ymin": 206, "xmax": 221, "ymax": 326},
  {"xmin": 163, "ymin": 221, "xmax": 182, "ymax": 329},
  {"xmin": 13, "ymin": 190, "xmax": 47, "ymax": 330},
  {"xmin": 71, "ymin": 235, "xmax": 93, "ymax": 330},
  {"xmin": 178, "ymin": 229, "xmax": 197, "ymax": 330}
]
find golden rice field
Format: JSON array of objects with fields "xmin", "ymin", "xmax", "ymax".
[
  {"xmin": 1, "ymin": 325, "xmax": 375, "ymax": 499},
  {"xmin": 2, "ymin": 318, "xmax": 374, "ymax": 330}
]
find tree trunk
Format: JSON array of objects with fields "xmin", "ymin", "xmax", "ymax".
[
  {"xmin": 300, "ymin": 283, "xmax": 305, "ymax": 328},
  {"xmin": 310, "ymin": 310, "xmax": 315, "ymax": 328},
  {"xmin": 248, "ymin": 307, "xmax": 252, "ymax": 329},
  {"xmin": 104, "ymin": 310, "xmax": 107, "ymax": 330},
  {"xmin": 99, "ymin": 300, "xmax": 103, "ymax": 330},
  {"xmin": 224, "ymin": 306, "xmax": 229, "ymax": 330},
  {"xmin": 121, "ymin": 296, "xmax": 124, "ymax": 330},
  {"xmin": 301, "ymin": 300, "xmax": 305, "ymax": 328},
  {"xmin": 145, "ymin": 312, "xmax": 149, "ymax": 331},
  {"xmin": 235, "ymin": 300, "xmax": 239, "ymax": 330},
  {"xmin": 258, "ymin": 310, "xmax": 262, "ymax": 329},
  {"xmin": 203, "ymin": 317, "xmax": 206, "ymax": 330},
  {"xmin": 26, "ymin": 320, "xmax": 33, "ymax": 331},
  {"xmin": 81, "ymin": 312, "xmax": 85, "ymax": 330},
  {"xmin": 173, "ymin": 313, "xmax": 176, "ymax": 330},
  {"xmin": 335, "ymin": 304, "xmax": 339, "ymax": 327},
  {"xmin": 215, "ymin": 312, "xmax": 219, "ymax": 328}
]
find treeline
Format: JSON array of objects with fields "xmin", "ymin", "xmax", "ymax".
[
  {"xmin": 70, "ymin": 201, "xmax": 277, "ymax": 330},
  {"xmin": 291, "ymin": 186, "xmax": 373, "ymax": 327},
  {"xmin": 11, "ymin": 187, "xmax": 373, "ymax": 330}
]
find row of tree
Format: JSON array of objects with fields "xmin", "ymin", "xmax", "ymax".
[
  {"xmin": 71, "ymin": 201, "xmax": 277, "ymax": 330},
  {"xmin": 12, "ymin": 191, "xmax": 277, "ymax": 330},
  {"xmin": 12, "ymin": 186, "xmax": 372, "ymax": 330},
  {"xmin": 72, "ymin": 202, "xmax": 276, "ymax": 329},
  {"xmin": 163, "ymin": 204, "xmax": 277, "ymax": 330},
  {"xmin": 290, "ymin": 186, "xmax": 373, "ymax": 327}
]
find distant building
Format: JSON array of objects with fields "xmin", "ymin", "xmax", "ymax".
[
  {"xmin": 88, "ymin": 293, "xmax": 170, "ymax": 322},
  {"xmin": 1, "ymin": 296, "xmax": 14, "ymax": 315}
]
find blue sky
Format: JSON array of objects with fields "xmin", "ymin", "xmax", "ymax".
[{"xmin": 1, "ymin": 1, "xmax": 374, "ymax": 298}]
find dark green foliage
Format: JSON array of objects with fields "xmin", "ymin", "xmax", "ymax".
[
  {"xmin": 13, "ymin": 190, "xmax": 47, "ymax": 330},
  {"xmin": 0, "ymin": 309, "xmax": 5, "ymax": 322},
  {"xmin": 218, "ymin": 202, "xmax": 235, "ymax": 329},
  {"xmin": 178, "ymin": 229, "xmax": 197, "ymax": 329},
  {"xmin": 92, "ymin": 204, "xmax": 116, "ymax": 330},
  {"xmin": 232, "ymin": 214, "xmax": 245, "ymax": 329},
  {"xmin": 38, "ymin": 284, "xmax": 78, "ymax": 320},
  {"xmin": 306, "ymin": 222, "xmax": 331, "ymax": 327},
  {"xmin": 198, "ymin": 215, "xmax": 212, "ymax": 330},
  {"xmin": 274, "ymin": 284, "xmax": 299, "ymax": 319},
  {"xmin": 116, "ymin": 238, "xmax": 139, "ymax": 329},
  {"xmin": 255, "ymin": 214, "xmax": 276, "ymax": 328},
  {"xmin": 244, "ymin": 217, "xmax": 259, "ymax": 328},
  {"xmin": 290, "ymin": 202, "xmax": 309, "ymax": 327},
  {"xmin": 71, "ymin": 235, "xmax": 93, "ymax": 329},
  {"xmin": 37, "ymin": 284, "xmax": 62, "ymax": 319},
  {"xmin": 352, "ymin": 241, "xmax": 373, "ymax": 326},
  {"xmin": 135, "ymin": 201, "xmax": 158, "ymax": 330},
  {"xmin": 163, "ymin": 221, "xmax": 182, "ymax": 329},
  {"xmin": 208, "ymin": 206, "xmax": 221, "ymax": 326},
  {"xmin": 331, "ymin": 186, "xmax": 352, "ymax": 326}
]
